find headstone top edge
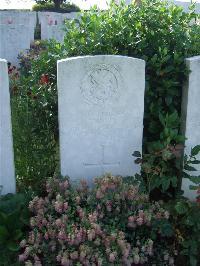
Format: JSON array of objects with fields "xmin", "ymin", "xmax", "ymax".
[
  {"xmin": 0, "ymin": 58, "xmax": 7, "ymax": 63},
  {"xmin": 38, "ymin": 11, "xmax": 79, "ymax": 15},
  {"xmin": 186, "ymin": 55, "xmax": 200, "ymax": 62},
  {"xmin": 0, "ymin": 10, "xmax": 36, "ymax": 14},
  {"xmin": 57, "ymin": 55, "xmax": 145, "ymax": 65}
]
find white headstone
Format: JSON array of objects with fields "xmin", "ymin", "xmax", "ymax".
[
  {"xmin": 181, "ymin": 55, "xmax": 200, "ymax": 200},
  {"xmin": 0, "ymin": 59, "xmax": 15, "ymax": 195},
  {"xmin": 0, "ymin": 11, "xmax": 36, "ymax": 66},
  {"xmin": 58, "ymin": 55, "xmax": 145, "ymax": 182},
  {"xmin": 38, "ymin": 12, "xmax": 65, "ymax": 42},
  {"xmin": 38, "ymin": 12, "xmax": 80, "ymax": 42}
]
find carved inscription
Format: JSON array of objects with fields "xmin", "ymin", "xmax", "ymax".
[
  {"xmin": 81, "ymin": 64, "xmax": 121, "ymax": 105},
  {"xmin": 83, "ymin": 145, "xmax": 120, "ymax": 174}
]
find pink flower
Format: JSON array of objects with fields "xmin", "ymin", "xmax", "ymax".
[
  {"xmin": 58, "ymin": 230, "xmax": 67, "ymax": 241},
  {"xmin": 164, "ymin": 211, "xmax": 170, "ymax": 219},
  {"xmin": 128, "ymin": 216, "xmax": 135, "ymax": 223},
  {"xmin": 19, "ymin": 254, "xmax": 26, "ymax": 262},
  {"xmin": 109, "ymin": 252, "xmax": 117, "ymax": 262},
  {"xmin": 54, "ymin": 201, "xmax": 63, "ymax": 213},
  {"xmin": 133, "ymin": 254, "xmax": 140, "ymax": 264},
  {"xmin": 136, "ymin": 217, "xmax": 143, "ymax": 226},
  {"xmin": 61, "ymin": 257, "xmax": 70, "ymax": 266},
  {"xmin": 75, "ymin": 196, "xmax": 81, "ymax": 204},
  {"xmin": 127, "ymin": 222, "xmax": 136, "ymax": 228},
  {"xmin": 87, "ymin": 229, "xmax": 96, "ymax": 241},
  {"xmin": 106, "ymin": 201, "xmax": 112, "ymax": 212},
  {"xmin": 138, "ymin": 210, "xmax": 145, "ymax": 218},
  {"xmin": 156, "ymin": 212, "xmax": 162, "ymax": 219},
  {"xmin": 70, "ymin": 251, "xmax": 78, "ymax": 260},
  {"xmin": 44, "ymin": 232, "xmax": 49, "ymax": 240},
  {"xmin": 96, "ymin": 189, "xmax": 104, "ymax": 199},
  {"xmin": 88, "ymin": 212, "xmax": 98, "ymax": 223},
  {"xmin": 56, "ymin": 255, "xmax": 62, "ymax": 262},
  {"xmin": 63, "ymin": 202, "xmax": 68, "ymax": 211},
  {"xmin": 80, "ymin": 251, "xmax": 86, "ymax": 260},
  {"xmin": 19, "ymin": 239, "xmax": 26, "ymax": 248},
  {"xmin": 55, "ymin": 218, "xmax": 62, "ymax": 227}
]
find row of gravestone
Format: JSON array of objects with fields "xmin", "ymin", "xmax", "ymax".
[
  {"xmin": 1, "ymin": 2, "xmax": 200, "ymax": 66},
  {"xmin": 0, "ymin": 54, "xmax": 200, "ymax": 200},
  {"xmin": 0, "ymin": 11, "xmax": 79, "ymax": 66}
]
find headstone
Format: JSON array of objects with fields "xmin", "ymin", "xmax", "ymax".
[
  {"xmin": 181, "ymin": 55, "xmax": 200, "ymax": 200},
  {"xmin": 161, "ymin": 0, "xmax": 200, "ymax": 14},
  {"xmin": 174, "ymin": 1, "xmax": 190, "ymax": 13},
  {"xmin": 0, "ymin": 59, "xmax": 15, "ymax": 195},
  {"xmin": 38, "ymin": 12, "xmax": 80, "ymax": 42},
  {"xmin": 0, "ymin": 11, "xmax": 36, "ymax": 66},
  {"xmin": 58, "ymin": 55, "xmax": 145, "ymax": 182},
  {"xmin": 38, "ymin": 12, "xmax": 66, "ymax": 42}
]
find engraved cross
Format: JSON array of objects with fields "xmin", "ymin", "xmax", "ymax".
[{"xmin": 83, "ymin": 145, "xmax": 120, "ymax": 174}]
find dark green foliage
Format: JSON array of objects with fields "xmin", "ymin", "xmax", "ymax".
[
  {"xmin": 166, "ymin": 199, "xmax": 200, "ymax": 266},
  {"xmin": 0, "ymin": 193, "xmax": 31, "ymax": 266}
]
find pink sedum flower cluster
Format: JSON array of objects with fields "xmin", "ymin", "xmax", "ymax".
[{"xmin": 19, "ymin": 174, "xmax": 175, "ymax": 265}]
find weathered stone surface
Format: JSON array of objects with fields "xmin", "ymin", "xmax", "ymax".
[
  {"xmin": 38, "ymin": 12, "xmax": 79, "ymax": 42},
  {"xmin": 58, "ymin": 55, "xmax": 145, "ymax": 182},
  {"xmin": 0, "ymin": 59, "xmax": 15, "ymax": 195},
  {"xmin": 181, "ymin": 56, "xmax": 200, "ymax": 200},
  {"xmin": 0, "ymin": 11, "xmax": 36, "ymax": 66}
]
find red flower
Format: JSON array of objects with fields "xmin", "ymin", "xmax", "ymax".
[{"xmin": 40, "ymin": 74, "xmax": 49, "ymax": 84}]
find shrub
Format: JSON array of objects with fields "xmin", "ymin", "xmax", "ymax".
[
  {"xmin": 165, "ymin": 198, "xmax": 200, "ymax": 266},
  {"xmin": 18, "ymin": 41, "xmax": 47, "ymax": 76},
  {"xmin": 14, "ymin": 0, "xmax": 200, "ymax": 194},
  {"xmin": 0, "ymin": 193, "xmax": 31, "ymax": 266},
  {"xmin": 11, "ymin": 48, "xmax": 59, "ymax": 192},
  {"xmin": 19, "ymin": 174, "xmax": 176, "ymax": 265},
  {"xmin": 32, "ymin": 2, "xmax": 80, "ymax": 13}
]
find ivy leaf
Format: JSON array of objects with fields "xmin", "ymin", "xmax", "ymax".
[
  {"xmin": 190, "ymin": 160, "xmax": 200, "ymax": 164},
  {"xmin": 189, "ymin": 176, "xmax": 200, "ymax": 184},
  {"xmin": 162, "ymin": 150, "xmax": 172, "ymax": 161},
  {"xmin": 132, "ymin": 151, "xmax": 141, "ymax": 157},
  {"xmin": 191, "ymin": 145, "xmax": 200, "ymax": 156},
  {"xmin": 171, "ymin": 176, "xmax": 177, "ymax": 187},
  {"xmin": 7, "ymin": 242, "xmax": 20, "ymax": 252},
  {"xmin": 162, "ymin": 178, "xmax": 170, "ymax": 191},
  {"xmin": 189, "ymin": 185, "xmax": 199, "ymax": 190},
  {"xmin": 134, "ymin": 158, "xmax": 142, "ymax": 164},
  {"xmin": 175, "ymin": 201, "xmax": 188, "ymax": 215},
  {"xmin": 190, "ymin": 256, "xmax": 197, "ymax": 266},
  {"xmin": 0, "ymin": 225, "xmax": 9, "ymax": 242},
  {"xmin": 184, "ymin": 165, "xmax": 197, "ymax": 171}
]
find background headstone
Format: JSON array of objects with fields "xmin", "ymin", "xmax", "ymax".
[
  {"xmin": 38, "ymin": 12, "xmax": 79, "ymax": 42},
  {"xmin": 0, "ymin": 11, "xmax": 36, "ymax": 66},
  {"xmin": 58, "ymin": 55, "xmax": 145, "ymax": 182},
  {"xmin": 181, "ymin": 55, "xmax": 200, "ymax": 200},
  {"xmin": 0, "ymin": 59, "xmax": 16, "ymax": 195}
]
